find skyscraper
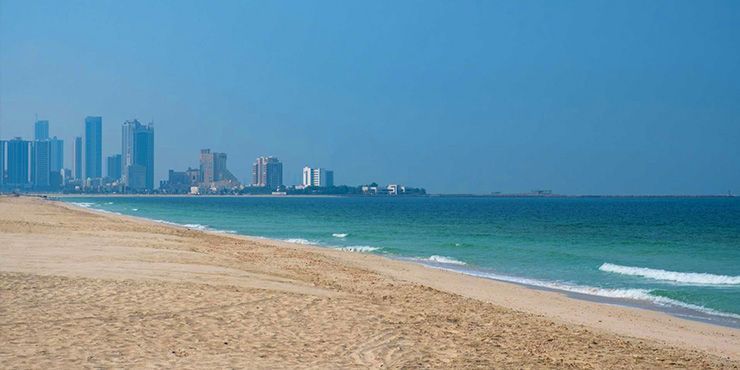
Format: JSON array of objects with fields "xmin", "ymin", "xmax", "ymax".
[
  {"xmin": 73, "ymin": 136, "xmax": 83, "ymax": 180},
  {"xmin": 34, "ymin": 120, "xmax": 49, "ymax": 141},
  {"xmin": 107, "ymin": 154, "xmax": 122, "ymax": 180},
  {"xmin": 121, "ymin": 120, "xmax": 154, "ymax": 190},
  {"xmin": 252, "ymin": 156, "xmax": 283, "ymax": 190},
  {"xmin": 0, "ymin": 140, "xmax": 5, "ymax": 187},
  {"xmin": 121, "ymin": 119, "xmax": 138, "ymax": 185},
  {"xmin": 7, "ymin": 138, "xmax": 30, "ymax": 187},
  {"xmin": 32, "ymin": 140, "xmax": 51, "ymax": 188},
  {"xmin": 84, "ymin": 116, "xmax": 102, "ymax": 179},
  {"xmin": 49, "ymin": 137, "xmax": 64, "ymax": 172},
  {"xmin": 199, "ymin": 149, "xmax": 214, "ymax": 184}
]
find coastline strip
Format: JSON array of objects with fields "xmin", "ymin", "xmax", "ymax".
[{"xmin": 1, "ymin": 196, "xmax": 738, "ymax": 368}]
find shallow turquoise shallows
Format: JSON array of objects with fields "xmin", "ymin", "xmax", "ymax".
[{"xmin": 62, "ymin": 196, "xmax": 740, "ymax": 327}]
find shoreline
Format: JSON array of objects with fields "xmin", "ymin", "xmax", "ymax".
[
  {"xmin": 56, "ymin": 198, "xmax": 740, "ymax": 356},
  {"xmin": 2, "ymin": 196, "xmax": 738, "ymax": 367},
  {"xmin": 61, "ymin": 196, "xmax": 740, "ymax": 329},
  {"xmin": 15, "ymin": 192, "xmax": 740, "ymax": 199}
]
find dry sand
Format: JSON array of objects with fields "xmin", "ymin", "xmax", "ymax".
[{"xmin": 0, "ymin": 196, "xmax": 738, "ymax": 368}]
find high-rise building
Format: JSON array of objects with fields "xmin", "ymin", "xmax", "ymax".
[
  {"xmin": 32, "ymin": 140, "xmax": 51, "ymax": 188},
  {"xmin": 252, "ymin": 156, "xmax": 283, "ymax": 190},
  {"xmin": 34, "ymin": 120, "xmax": 49, "ymax": 141},
  {"xmin": 302, "ymin": 166, "xmax": 334, "ymax": 187},
  {"xmin": 107, "ymin": 154, "xmax": 122, "ymax": 180},
  {"xmin": 199, "ymin": 149, "xmax": 214, "ymax": 184},
  {"xmin": 121, "ymin": 120, "xmax": 154, "ymax": 190},
  {"xmin": 7, "ymin": 138, "xmax": 31, "ymax": 187},
  {"xmin": 199, "ymin": 149, "xmax": 238, "ymax": 186},
  {"xmin": 121, "ymin": 119, "xmax": 138, "ymax": 184},
  {"xmin": 0, "ymin": 140, "xmax": 5, "ymax": 187},
  {"xmin": 73, "ymin": 136, "xmax": 83, "ymax": 180},
  {"xmin": 84, "ymin": 116, "xmax": 102, "ymax": 179},
  {"xmin": 132, "ymin": 124, "xmax": 154, "ymax": 191},
  {"xmin": 49, "ymin": 137, "xmax": 64, "ymax": 172}
]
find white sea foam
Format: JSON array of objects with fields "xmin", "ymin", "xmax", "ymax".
[
  {"xmin": 284, "ymin": 238, "xmax": 319, "ymax": 245},
  {"xmin": 71, "ymin": 202, "xmax": 95, "ymax": 208},
  {"xmin": 131, "ymin": 208, "xmax": 139, "ymax": 211},
  {"xmin": 426, "ymin": 255, "xmax": 467, "ymax": 265},
  {"xmin": 599, "ymin": 263, "xmax": 740, "ymax": 285},
  {"xmin": 151, "ymin": 219, "xmax": 237, "ymax": 234},
  {"xmin": 182, "ymin": 223, "xmax": 208, "ymax": 230},
  {"xmin": 332, "ymin": 233, "xmax": 348, "ymax": 238},
  {"xmin": 95, "ymin": 209, "xmax": 123, "ymax": 216},
  {"xmin": 105, "ymin": 202, "xmax": 114, "ymax": 205},
  {"xmin": 337, "ymin": 245, "xmax": 380, "ymax": 253},
  {"xmin": 428, "ymin": 266, "xmax": 740, "ymax": 320}
]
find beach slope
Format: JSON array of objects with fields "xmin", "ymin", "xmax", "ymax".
[{"xmin": 0, "ymin": 196, "xmax": 737, "ymax": 368}]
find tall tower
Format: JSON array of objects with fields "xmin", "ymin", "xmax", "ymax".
[
  {"xmin": 133, "ymin": 125, "xmax": 154, "ymax": 190},
  {"xmin": 122, "ymin": 120, "xmax": 154, "ymax": 191},
  {"xmin": 32, "ymin": 140, "xmax": 51, "ymax": 188},
  {"xmin": 49, "ymin": 137, "xmax": 64, "ymax": 172},
  {"xmin": 121, "ymin": 119, "xmax": 154, "ymax": 191},
  {"xmin": 200, "ymin": 149, "xmax": 214, "ymax": 184},
  {"xmin": 0, "ymin": 140, "xmax": 6, "ymax": 187},
  {"xmin": 84, "ymin": 116, "xmax": 102, "ymax": 179},
  {"xmin": 7, "ymin": 138, "xmax": 30, "ymax": 186},
  {"xmin": 121, "ymin": 119, "xmax": 137, "ymax": 185},
  {"xmin": 73, "ymin": 137, "xmax": 83, "ymax": 180}
]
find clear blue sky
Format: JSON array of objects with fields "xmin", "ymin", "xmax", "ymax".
[{"xmin": 1, "ymin": 0, "xmax": 739, "ymax": 194}]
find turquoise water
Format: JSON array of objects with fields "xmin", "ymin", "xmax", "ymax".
[{"xmin": 62, "ymin": 196, "xmax": 740, "ymax": 326}]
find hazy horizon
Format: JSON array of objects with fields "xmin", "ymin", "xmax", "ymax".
[{"xmin": 1, "ymin": 1, "xmax": 739, "ymax": 195}]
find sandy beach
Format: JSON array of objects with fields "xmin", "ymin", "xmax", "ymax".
[{"xmin": 0, "ymin": 196, "xmax": 738, "ymax": 368}]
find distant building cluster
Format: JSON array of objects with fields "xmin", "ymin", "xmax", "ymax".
[
  {"xmin": 160, "ymin": 149, "xmax": 241, "ymax": 194},
  {"xmin": 0, "ymin": 117, "xmax": 154, "ymax": 193},
  {"xmin": 1, "ymin": 116, "xmax": 424, "ymax": 196}
]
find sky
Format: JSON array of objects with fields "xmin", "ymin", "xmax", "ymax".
[{"xmin": 1, "ymin": 0, "xmax": 739, "ymax": 195}]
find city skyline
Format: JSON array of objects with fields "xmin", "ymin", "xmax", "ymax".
[
  {"xmin": 0, "ymin": 117, "xmax": 350, "ymax": 193},
  {"xmin": 0, "ymin": 116, "xmax": 350, "ymax": 191}
]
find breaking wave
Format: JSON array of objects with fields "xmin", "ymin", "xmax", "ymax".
[
  {"xmin": 599, "ymin": 263, "xmax": 740, "ymax": 285},
  {"xmin": 425, "ymin": 255, "xmax": 467, "ymax": 265},
  {"xmin": 429, "ymin": 266, "xmax": 740, "ymax": 320}
]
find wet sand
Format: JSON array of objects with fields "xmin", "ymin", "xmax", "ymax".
[{"xmin": 1, "ymin": 196, "xmax": 738, "ymax": 368}]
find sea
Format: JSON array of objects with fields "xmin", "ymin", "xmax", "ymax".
[{"xmin": 61, "ymin": 196, "xmax": 740, "ymax": 327}]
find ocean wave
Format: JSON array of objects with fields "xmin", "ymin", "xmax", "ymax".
[
  {"xmin": 429, "ymin": 266, "xmax": 740, "ymax": 320},
  {"xmin": 332, "ymin": 233, "xmax": 348, "ymax": 238},
  {"xmin": 152, "ymin": 219, "xmax": 235, "ymax": 234},
  {"xmin": 425, "ymin": 255, "xmax": 467, "ymax": 265},
  {"xmin": 337, "ymin": 245, "xmax": 380, "ymax": 252},
  {"xmin": 71, "ymin": 202, "xmax": 95, "ymax": 208},
  {"xmin": 599, "ymin": 263, "xmax": 740, "ymax": 285},
  {"xmin": 284, "ymin": 238, "xmax": 319, "ymax": 245},
  {"xmin": 182, "ymin": 223, "xmax": 208, "ymax": 231},
  {"xmin": 131, "ymin": 208, "xmax": 139, "ymax": 211}
]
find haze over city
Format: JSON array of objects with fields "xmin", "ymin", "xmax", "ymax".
[{"xmin": 1, "ymin": 1, "xmax": 739, "ymax": 194}]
